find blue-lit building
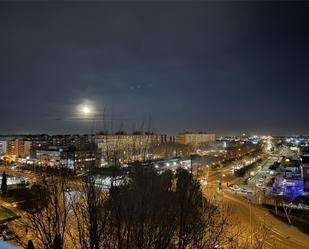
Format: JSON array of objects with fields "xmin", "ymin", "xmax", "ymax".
[
  {"xmin": 300, "ymin": 149, "xmax": 309, "ymax": 191},
  {"xmin": 272, "ymin": 159, "xmax": 303, "ymax": 200}
]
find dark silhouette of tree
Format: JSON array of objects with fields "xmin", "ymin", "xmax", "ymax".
[
  {"xmin": 1, "ymin": 171, "xmax": 7, "ymax": 195},
  {"xmin": 27, "ymin": 240, "xmax": 35, "ymax": 249},
  {"xmin": 53, "ymin": 234, "xmax": 62, "ymax": 249},
  {"xmin": 104, "ymin": 165, "xmax": 237, "ymax": 249},
  {"xmin": 175, "ymin": 168, "xmax": 206, "ymax": 249},
  {"xmin": 107, "ymin": 165, "xmax": 177, "ymax": 249}
]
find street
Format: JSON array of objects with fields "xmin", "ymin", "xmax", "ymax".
[
  {"xmin": 201, "ymin": 148, "xmax": 309, "ymax": 249},
  {"xmin": 223, "ymin": 191, "xmax": 309, "ymax": 249}
]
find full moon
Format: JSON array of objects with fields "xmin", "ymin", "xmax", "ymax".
[
  {"xmin": 77, "ymin": 100, "xmax": 96, "ymax": 118},
  {"xmin": 81, "ymin": 105, "xmax": 91, "ymax": 115}
]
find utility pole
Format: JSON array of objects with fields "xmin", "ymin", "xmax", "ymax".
[{"xmin": 249, "ymin": 199, "xmax": 253, "ymax": 247}]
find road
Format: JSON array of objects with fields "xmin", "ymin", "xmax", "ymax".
[
  {"xmin": 223, "ymin": 190, "xmax": 309, "ymax": 249},
  {"xmin": 201, "ymin": 151, "xmax": 309, "ymax": 249}
]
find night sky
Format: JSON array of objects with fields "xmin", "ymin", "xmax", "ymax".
[{"xmin": 1, "ymin": 2, "xmax": 309, "ymax": 135}]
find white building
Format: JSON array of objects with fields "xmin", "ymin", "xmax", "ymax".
[{"xmin": 0, "ymin": 140, "xmax": 7, "ymax": 154}]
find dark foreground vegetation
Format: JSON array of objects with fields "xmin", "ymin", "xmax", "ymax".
[
  {"xmin": 9, "ymin": 164, "xmax": 276, "ymax": 249},
  {"xmin": 10, "ymin": 165, "xmax": 242, "ymax": 249}
]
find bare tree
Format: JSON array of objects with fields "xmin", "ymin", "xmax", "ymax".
[
  {"xmin": 13, "ymin": 175, "xmax": 70, "ymax": 249},
  {"xmin": 69, "ymin": 174, "xmax": 110, "ymax": 249}
]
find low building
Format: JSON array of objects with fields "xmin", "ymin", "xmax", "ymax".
[
  {"xmin": 36, "ymin": 145, "xmax": 75, "ymax": 168},
  {"xmin": 36, "ymin": 145, "xmax": 100, "ymax": 170},
  {"xmin": 176, "ymin": 132, "xmax": 216, "ymax": 145},
  {"xmin": 74, "ymin": 149, "xmax": 101, "ymax": 171}
]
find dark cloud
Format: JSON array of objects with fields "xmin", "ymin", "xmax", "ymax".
[{"xmin": 0, "ymin": 2, "xmax": 309, "ymax": 135}]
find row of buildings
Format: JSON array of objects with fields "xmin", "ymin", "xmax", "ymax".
[
  {"xmin": 0, "ymin": 139, "xmax": 32, "ymax": 159},
  {"xmin": 0, "ymin": 132, "xmax": 216, "ymax": 170}
]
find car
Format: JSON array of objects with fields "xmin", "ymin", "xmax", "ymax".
[
  {"xmin": 228, "ymin": 184, "xmax": 237, "ymax": 190},
  {"xmin": 246, "ymin": 189, "xmax": 253, "ymax": 194},
  {"xmin": 214, "ymin": 245, "xmax": 223, "ymax": 249},
  {"xmin": 256, "ymin": 183, "xmax": 264, "ymax": 188},
  {"xmin": 199, "ymin": 178, "xmax": 208, "ymax": 185},
  {"xmin": 233, "ymin": 185, "xmax": 241, "ymax": 191},
  {"xmin": 298, "ymin": 203, "xmax": 309, "ymax": 210},
  {"xmin": 241, "ymin": 187, "xmax": 248, "ymax": 193}
]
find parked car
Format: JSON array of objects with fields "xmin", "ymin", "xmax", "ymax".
[
  {"xmin": 256, "ymin": 183, "xmax": 264, "ymax": 188},
  {"xmin": 233, "ymin": 185, "xmax": 241, "ymax": 191},
  {"xmin": 241, "ymin": 187, "xmax": 248, "ymax": 193},
  {"xmin": 246, "ymin": 189, "xmax": 253, "ymax": 194}
]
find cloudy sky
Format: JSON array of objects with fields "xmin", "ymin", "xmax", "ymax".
[{"xmin": 1, "ymin": 1, "xmax": 309, "ymax": 135}]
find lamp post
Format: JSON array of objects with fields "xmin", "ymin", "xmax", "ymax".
[{"xmin": 249, "ymin": 199, "xmax": 253, "ymax": 247}]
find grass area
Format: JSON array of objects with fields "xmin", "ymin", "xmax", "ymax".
[
  {"xmin": 1, "ymin": 185, "xmax": 50, "ymax": 211},
  {"xmin": 19, "ymin": 164, "xmax": 76, "ymax": 176},
  {"xmin": 1, "ymin": 188, "xmax": 34, "ymax": 203},
  {"xmin": 263, "ymin": 204, "xmax": 309, "ymax": 235},
  {"xmin": 0, "ymin": 205, "xmax": 18, "ymax": 221}
]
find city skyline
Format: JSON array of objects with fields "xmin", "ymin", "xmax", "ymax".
[
  {"xmin": 2, "ymin": 2, "xmax": 309, "ymax": 249},
  {"xmin": 1, "ymin": 2, "xmax": 309, "ymax": 135}
]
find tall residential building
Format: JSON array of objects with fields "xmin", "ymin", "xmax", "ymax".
[
  {"xmin": 95, "ymin": 132, "xmax": 161, "ymax": 164},
  {"xmin": 6, "ymin": 139, "xmax": 31, "ymax": 158},
  {"xmin": 176, "ymin": 132, "xmax": 216, "ymax": 145},
  {"xmin": 161, "ymin": 134, "xmax": 176, "ymax": 143},
  {"xmin": 0, "ymin": 141, "xmax": 7, "ymax": 154}
]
